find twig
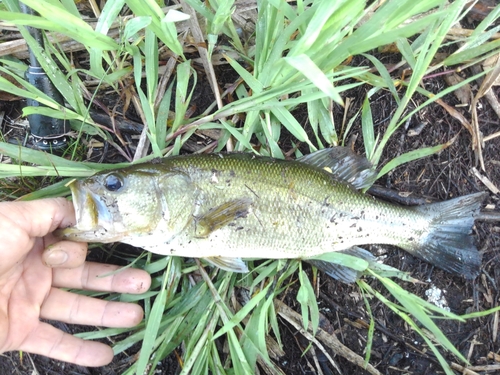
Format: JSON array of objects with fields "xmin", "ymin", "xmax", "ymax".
[
  {"xmin": 131, "ymin": 87, "xmax": 151, "ymax": 161},
  {"xmin": 451, "ymin": 362, "xmax": 500, "ymax": 374},
  {"xmin": 275, "ymin": 300, "xmax": 382, "ymax": 375},
  {"xmin": 471, "ymin": 167, "xmax": 500, "ymax": 195},
  {"xmin": 88, "ymin": 0, "xmax": 101, "ymax": 18},
  {"xmin": 483, "ymin": 129, "xmax": 500, "ymax": 143},
  {"xmin": 475, "ymin": 211, "xmax": 500, "ymax": 222},
  {"xmin": 447, "ymin": 27, "xmax": 500, "ymax": 41},
  {"xmin": 154, "ymin": 56, "xmax": 179, "ymax": 111},
  {"xmin": 180, "ymin": 0, "xmax": 223, "ymax": 110},
  {"xmin": 309, "ymin": 346, "xmax": 326, "ymax": 375},
  {"xmin": 493, "ymin": 310, "xmax": 499, "ymax": 343}
]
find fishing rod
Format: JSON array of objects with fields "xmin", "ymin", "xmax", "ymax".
[{"xmin": 19, "ymin": 2, "xmax": 69, "ymax": 151}]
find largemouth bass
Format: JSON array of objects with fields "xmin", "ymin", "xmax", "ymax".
[{"xmin": 59, "ymin": 148, "xmax": 486, "ymax": 282}]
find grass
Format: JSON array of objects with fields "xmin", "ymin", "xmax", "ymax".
[{"xmin": 1, "ymin": 0, "xmax": 500, "ymax": 374}]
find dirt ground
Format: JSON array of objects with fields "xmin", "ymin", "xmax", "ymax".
[{"xmin": 1, "ymin": 7, "xmax": 500, "ymax": 375}]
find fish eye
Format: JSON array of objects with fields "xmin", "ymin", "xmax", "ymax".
[{"xmin": 103, "ymin": 173, "xmax": 123, "ymax": 192}]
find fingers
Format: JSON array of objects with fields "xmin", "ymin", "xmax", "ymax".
[
  {"xmin": 19, "ymin": 321, "xmax": 114, "ymax": 367},
  {"xmin": 43, "ymin": 240, "xmax": 88, "ymax": 268},
  {"xmin": 0, "ymin": 198, "xmax": 76, "ymax": 238},
  {"xmin": 53, "ymin": 262, "xmax": 152, "ymax": 294},
  {"xmin": 40, "ymin": 288, "xmax": 144, "ymax": 328},
  {"xmin": 0, "ymin": 198, "xmax": 75, "ymax": 274}
]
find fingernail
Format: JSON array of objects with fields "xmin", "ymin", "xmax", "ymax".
[{"xmin": 46, "ymin": 250, "xmax": 68, "ymax": 266}]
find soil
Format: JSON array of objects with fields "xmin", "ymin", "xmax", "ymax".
[{"xmin": 1, "ymin": 5, "xmax": 500, "ymax": 375}]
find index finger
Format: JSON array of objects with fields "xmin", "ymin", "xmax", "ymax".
[{"xmin": 0, "ymin": 198, "xmax": 75, "ymax": 238}]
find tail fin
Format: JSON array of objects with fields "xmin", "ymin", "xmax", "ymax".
[{"xmin": 408, "ymin": 192, "xmax": 487, "ymax": 279}]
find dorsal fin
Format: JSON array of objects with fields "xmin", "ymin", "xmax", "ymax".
[{"xmin": 298, "ymin": 147, "xmax": 377, "ymax": 189}]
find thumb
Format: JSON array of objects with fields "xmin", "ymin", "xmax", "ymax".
[
  {"xmin": 43, "ymin": 240, "xmax": 88, "ymax": 268},
  {"xmin": 0, "ymin": 198, "xmax": 77, "ymax": 276},
  {"xmin": 5, "ymin": 198, "xmax": 76, "ymax": 237}
]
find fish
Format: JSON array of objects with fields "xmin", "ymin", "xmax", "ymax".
[{"xmin": 58, "ymin": 147, "xmax": 486, "ymax": 283}]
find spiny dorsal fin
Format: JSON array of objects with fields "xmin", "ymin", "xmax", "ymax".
[{"xmin": 298, "ymin": 147, "xmax": 377, "ymax": 189}]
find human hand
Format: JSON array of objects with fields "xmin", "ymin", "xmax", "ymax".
[{"xmin": 0, "ymin": 198, "xmax": 151, "ymax": 367}]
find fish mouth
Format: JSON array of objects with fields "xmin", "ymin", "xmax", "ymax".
[
  {"xmin": 69, "ymin": 180, "xmax": 97, "ymax": 230},
  {"xmin": 57, "ymin": 179, "xmax": 121, "ymax": 242}
]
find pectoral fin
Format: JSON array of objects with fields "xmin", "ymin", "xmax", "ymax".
[
  {"xmin": 204, "ymin": 256, "xmax": 249, "ymax": 273},
  {"xmin": 195, "ymin": 198, "xmax": 252, "ymax": 238}
]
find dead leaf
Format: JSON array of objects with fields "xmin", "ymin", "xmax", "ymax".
[
  {"xmin": 0, "ymin": 72, "xmax": 22, "ymax": 101},
  {"xmin": 443, "ymin": 73, "xmax": 472, "ymax": 105},
  {"xmin": 435, "ymin": 98, "xmax": 473, "ymax": 134}
]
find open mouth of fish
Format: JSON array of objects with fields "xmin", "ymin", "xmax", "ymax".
[
  {"xmin": 68, "ymin": 180, "xmax": 108, "ymax": 231},
  {"xmin": 56, "ymin": 179, "xmax": 126, "ymax": 243}
]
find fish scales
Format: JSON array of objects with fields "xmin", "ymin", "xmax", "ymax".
[{"xmin": 155, "ymin": 153, "xmax": 425, "ymax": 258}]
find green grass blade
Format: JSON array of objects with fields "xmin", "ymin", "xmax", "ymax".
[
  {"xmin": 307, "ymin": 252, "xmax": 369, "ymax": 272},
  {"xmin": 362, "ymin": 53, "xmax": 401, "ymax": 104},
  {"xmin": 369, "ymin": 273, "xmax": 467, "ymax": 361},
  {"xmin": 396, "ymin": 37, "xmax": 417, "ymax": 70},
  {"xmin": 213, "ymin": 283, "xmax": 271, "ymax": 340},
  {"xmin": 135, "ymin": 260, "xmax": 172, "ymax": 375},
  {"xmin": 18, "ymin": 178, "xmax": 73, "ymax": 200},
  {"xmin": 371, "ymin": 0, "xmax": 468, "ymax": 166},
  {"xmin": 208, "ymin": 0, "xmax": 235, "ymax": 46},
  {"xmin": 126, "ymin": 0, "xmax": 185, "ymax": 57},
  {"xmin": 90, "ymin": 0, "xmax": 126, "ymax": 78},
  {"xmin": 361, "ymin": 89, "xmax": 377, "ymax": 161},
  {"xmin": 59, "ymin": 0, "xmax": 80, "ymax": 17},
  {"xmin": 271, "ymin": 107, "xmax": 315, "ymax": 150},
  {"xmin": 377, "ymin": 141, "xmax": 454, "ymax": 179},
  {"xmin": 1, "ymin": 26, "xmax": 78, "ymax": 110},
  {"xmin": 461, "ymin": 305, "xmax": 500, "ymax": 319},
  {"xmin": 180, "ymin": 309, "xmax": 215, "ymax": 374},
  {"xmin": 224, "ymin": 54, "xmax": 263, "ymax": 93},
  {"xmin": 156, "ymin": 83, "xmax": 173, "ymax": 151},
  {"xmin": 172, "ymin": 61, "xmax": 195, "ymax": 132},
  {"xmin": 285, "ymin": 54, "xmax": 343, "ymax": 105},
  {"xmin": 444, "ymin": 37, "xmax": 500, "ymax": 66},
  {"xmin": 297, "ymin": 268, "xmax": 319, "ymax": 335},
  {"xmin": 3, "ymin": 0, "xmax": 118, "ymax": 50},
  {"xmin": 145, "ymin": 27, "xmax": 159, "ymax": 100},
  {"xmin": 241, "ymin": 295, "xmax": 278, "ymax": 368},
  {"xmin": 124, "ymin": 16, "xmax": 152, "ymax": 41},
  {"xmin": 361, "ymin": 280, "xmax": 456, "ymax": 375},
  {"xmin": 259, "ymin": 113, "xmax": 283, "ymax": 158},
  {"xmin": 361, "ymin": 288, "xmax": 375, "ymax": 367},
  {"xmin": 0, "ymin": 142, "xmax": 133, "ymax": 176}
]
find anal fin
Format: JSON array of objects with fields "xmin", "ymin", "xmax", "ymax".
[
  {"xmin": 305, "ymin": 247, "xmax": 375, "ymax": 284},
  {"xmin": 306, "ymin": 247, "xmax": 416, "ymax": 283},
  {"xmin": 204, "ymin": 256, "xmax": 249, "ymax": 273}
]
